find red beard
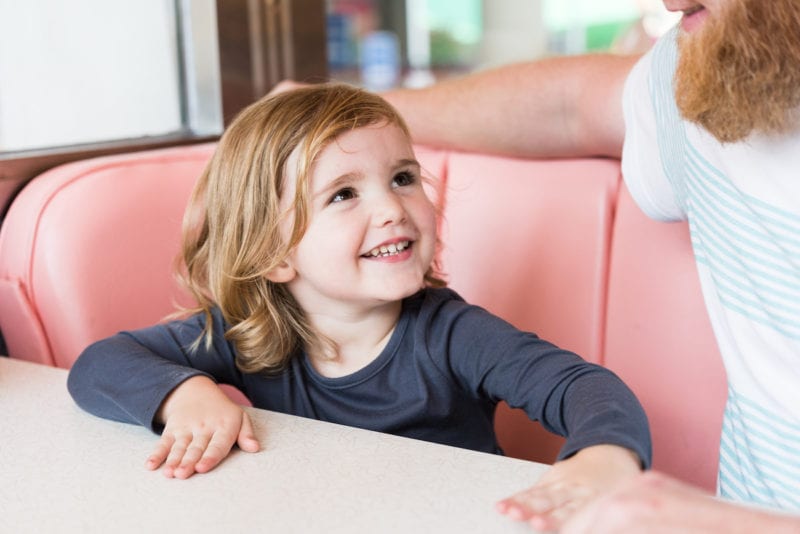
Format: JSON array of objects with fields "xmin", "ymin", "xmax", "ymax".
[{"xmin": 674, "ymin": 0, "xmax": 800, "ymax": 143}]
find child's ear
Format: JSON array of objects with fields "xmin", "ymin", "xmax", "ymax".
[{"xmin": 265, "ymin": 260, "xmax": 296, "ymax": 283}]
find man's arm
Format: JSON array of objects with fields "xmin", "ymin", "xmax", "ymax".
[
  {"xmin": 561, "ymin": 471, "xmax": 800, "ymax": 533},
  {"xmin": 382, "ymin": 53, "xmax": 640, "ymax": 159}
]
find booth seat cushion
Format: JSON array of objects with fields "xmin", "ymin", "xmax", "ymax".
[
  {"xmin": 603, "ymin": 184, "xmax": 727, "ymax": 491},
  {"xmin": 0, "ymin": 143, "xmax": 216, "ymax": 368}
]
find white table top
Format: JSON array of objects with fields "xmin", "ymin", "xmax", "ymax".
[{"xmin": 0, "ymin": 357, "xmax": 547, "ymax": 533}]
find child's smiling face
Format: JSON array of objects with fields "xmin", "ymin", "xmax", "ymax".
[{"xmin": 275, "ymin": 122, "xmax": 437, "ymax": 315}]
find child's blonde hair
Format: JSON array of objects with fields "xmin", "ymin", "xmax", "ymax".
[{"xmin": 179, "ymin": 83, "xmax": 444, "ymax": 373}]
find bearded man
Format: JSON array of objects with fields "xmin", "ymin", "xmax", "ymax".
[{"xmin": 370, "ymin": 0, "xmax": 800, "ymax": 531}]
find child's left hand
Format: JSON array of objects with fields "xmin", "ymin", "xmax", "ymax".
[{"xmin": 495, "ymin": 444, "xmax": 642, "ymax": 531}]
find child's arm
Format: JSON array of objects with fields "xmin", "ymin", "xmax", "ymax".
[
  {"xmin": 67, "ymin": 309, "xmax": 259, "ymax": 477},
  {"xmin": 68, "ymin": 309, "xmax": 242, "ymax": 428},
  {"xmin": 421, "ymin": 290, "xmax": 652, "ymax": 529},
  {"xmin": 146, "ymin": 375, "xmax": 259, "ymax": 479},
  {"xmin": 495, "ymin": 443, "xmax": 641, "ymax": 531}
]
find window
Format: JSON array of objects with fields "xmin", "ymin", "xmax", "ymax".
[
  {"xmin": 326, "ymin": 0, "xmax": 679, "ymax": 89},
  {"xmin": 0, "ymin": 0, "xmax": 222, "ymax": 153},
  {"xmin": 0, "ymin": 0, "xmax": 329, "ymax": 220}
]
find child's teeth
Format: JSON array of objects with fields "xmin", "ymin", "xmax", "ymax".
[{"xmin": 367, "ymin": 241, "xmax": 410, "ymax": 257}]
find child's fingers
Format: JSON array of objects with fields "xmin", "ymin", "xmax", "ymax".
[
  {"xmin": 151, "ymin": 406, "xmax": 257, "ymax": 478},
  {"xmin": 145, "ymin": 433, "xmax": 176, "ymax": 470},
  {"xmin": 497, "ymin": 482, "xmax": 586, "ymax": 523},
  {"xmin": 495, "ymin": 497, "xmax": 538, "ymax": 521},
  {"xmin": 528, "ymin": 497, "xmax": 583, "ymax": 532},
  {"xmin": 161, "ymin": 432, "xmax": 194, "ymax": 477},
  {"xmin": 236, "ymin": 412, "xmax": 260, "ymax": 452},
  {"xmin": 496, "ymin": 485, "xmax": 559, "ymax": 521},
  {"xmin": 173, "ymin": 433, "xmax": 213, "ymax": 479},
  {"xmin": 497, "ymin": 497, "xmax": 555, "ymax": 522},
  {"xmin": 192, "ymin": 413, "xmax": 260, "ymax": 473},
  {"xmin": 193, "ymin": 429, "xmax": 237, "ymax": 473}
]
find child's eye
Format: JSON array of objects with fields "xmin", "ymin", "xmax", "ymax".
[
  {"xmin": 392, "ymin": 171, "xmax": 416, "ymax": 188},
  {"xmin": 330, "ymin": 187, "xmax": 356, "ymax": 204}
]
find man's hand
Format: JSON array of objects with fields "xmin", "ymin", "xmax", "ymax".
[{"xmin": 560, "ymin": 470, "xmax": 800, "ymax": 534}]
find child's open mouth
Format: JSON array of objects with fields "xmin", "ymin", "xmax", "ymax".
[{"xmin": 363, "ymin": 240, "xmax": 411, "ymax": 258}]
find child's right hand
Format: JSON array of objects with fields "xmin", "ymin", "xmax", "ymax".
[
  {"xmin": 146, "ymin": 375, "xmax": 260, "ymax": 479},
  {"xmin": 496, "ymin": 444, "xmax": 641, "ymax": 531}
]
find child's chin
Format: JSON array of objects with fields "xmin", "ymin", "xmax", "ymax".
[{"xmin": 383, "ymin": 281, "xmax": 425, "ymax": 300}]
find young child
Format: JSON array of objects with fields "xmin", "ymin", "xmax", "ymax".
[{"xmin": 68, "ymin": 83, "xmax": 650, "ymax": 530}]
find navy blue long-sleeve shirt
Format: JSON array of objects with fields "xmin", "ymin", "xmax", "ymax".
[{"xmin": 68, "ymin": 287, "xmax": 651, "ymax": 465}]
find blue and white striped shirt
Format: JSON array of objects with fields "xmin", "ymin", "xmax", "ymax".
[{"xmin": 622, "ymin": 26, "xmax": 800, "ymax": 511}]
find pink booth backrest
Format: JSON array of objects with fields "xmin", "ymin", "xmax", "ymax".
[
  {"xmin": 603, "ymin": 185, "xmax": 726, "ymax": 491},
  {"xmin": 0, "ymin": 143, "xmax": 216, "ymax": 368},
  {"xmin": 0, "ymin": 142, "xmax": 727, "ymax": 490}
]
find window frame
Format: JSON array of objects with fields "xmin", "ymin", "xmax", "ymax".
[{"xmin": 0, "ymin": 0, "xmax": 327, "ymax": 219}]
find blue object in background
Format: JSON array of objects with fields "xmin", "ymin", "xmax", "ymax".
[
  {"xmin": 360, "ymin": 30, "xmax": 400, "ymax": 91},
  {"xmin": 327, "ymin": 13, "xmax": 357, "ymax": 69}
]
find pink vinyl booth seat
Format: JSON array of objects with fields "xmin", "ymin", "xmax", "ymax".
[
  {"xmin": 0, "ymin": 143, "xmax": 726, "ymax": 492},
  {"xmin": 603, "ymin": 186, "xmax": 726, "ymax": 491},
  {"xmin": 0, "ymin": 143, "xmax": 216, "ymax": 368}
]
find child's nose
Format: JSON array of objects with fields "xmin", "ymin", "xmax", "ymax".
[{"xmin": 372, "ymin": 192, "xmax": 406, "ymax": 227}]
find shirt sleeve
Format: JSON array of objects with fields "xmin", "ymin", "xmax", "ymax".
[
  {"xmin": 622, "ymin": 25, "xmax": 688, "ymax": 222},
  {"xmin": 420, "ymin": 289, "xmax": 652, "ymax": 467},
  {"xmin": 67, "ymin": 308, "xmax": 243, "ymax": 432}
]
